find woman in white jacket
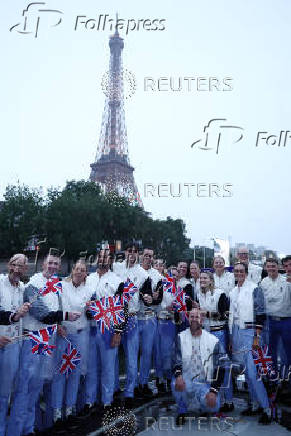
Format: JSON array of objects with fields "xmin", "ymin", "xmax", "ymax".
[
  {"xmin": 197, "ymin": 271, "xmax": 233, "ymax": 412},
  {"xmin": 51, "ymin": 260, "xmax": 93, "ymax": 424}
]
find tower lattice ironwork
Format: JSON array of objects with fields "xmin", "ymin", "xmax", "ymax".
[{"xmin": 90, "ymin": 29, "xmax": 142, "ymax": 207}]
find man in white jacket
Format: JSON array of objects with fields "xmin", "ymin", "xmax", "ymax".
[
  {"xmin": 85, "ymin": 249, "xmax": 125, "ymax": 412},
  {"xmin": 7, "ymin": 252, "xmax": 80, "ymax": 436},
  {"xmin": 260, "ymin": 258, "xmax": 291, "ymax": 381},
  {"xmin": 0, "ymin": 254, "xmax": 30, "ymax": 436},
  {"xmin": 171, "ymin": 307, "xmax": 227, "ymax": 426},
  {"xmin": 138, "ymin": 247, "xmax": 163, "ymax": 398},
  {"xmin": 114, "ymin": 242, "xmax": 147, "ymax": 407},
  {"xmin": 229, "ymin": 262, "xmax": 271, "ymax": 424}
]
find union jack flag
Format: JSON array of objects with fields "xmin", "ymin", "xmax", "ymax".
[
  {"xmin": 60, "ymin": 341, "xmax": 81, "ymax": 376},
  {"xmin": 89, "ymin": 296, "xmax": 125, "ymax": 334},
  {"xmin": 29, "ymin": 325, "xmax": 57, "ymax": 356},
  {"xmin": 39, "ymin": 276, "xmax": 62, "ymax": 297},
  {"xmin": 88, "ymin": 300, "xmax": 112, "ymax": 334},
  {"xmin": 172, "ymin": 290, "xmax": 187, "ymax": 313},
  {"xmin": 123, "ymin": 279, "xmax": 138, "ymax": 302},
  {"xmin": 162, "ymin": 274, "xmax": 176, "ymax": 295},
  {"xmin": 252, "ymin": 345, "xmax": 275, "ymax": 377}
]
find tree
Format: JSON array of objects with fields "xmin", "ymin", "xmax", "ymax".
[
  {"xmin": 0, "ymin": 180, "xmax": 192, "ymax": 266},
  {"xmin": 0, "ymin": 184, "xmax": 45, "ymax": 256}
]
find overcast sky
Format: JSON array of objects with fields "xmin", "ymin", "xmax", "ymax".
[{"xmin": 1, "ymin": 0, "xmax": 291, "ymax": 254}]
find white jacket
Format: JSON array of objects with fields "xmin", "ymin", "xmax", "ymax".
[
  {"xmin": 0, "ymin": 275, "xmax": 24, "ymax": 337},
  {"xmin": 118, "ymin": 264, "xmax": 147, "ymax": 313},
  {"xmin": 248, "ymin": 263, "xmax": 262, "ymax": 284},
  {"xmin": 23, "ymin": 272, "xmax": 61, "ymax": 331},
  {"xmin": 198, "ymin": 288, "xmax": 225, "ymax": 328},
  {"xmin": 229, "ymin": 280, "xmax": 257, "ymax": 332},
  {"xmin": 179, "ymin": 328, "xmax": 219, "ymax": 382},
  {"xmin": 87, "ymin": 270, "xmax": 122, "ymax": 299},
  {"xmin": 213, "ymin": 272, "xmax": 234, "ymax": 297},
  {"xmin": 261, "ymin": 275, "xmax": 291, "ymax": 317},
  {"xmin": 61, "ymin": 280, "xmax": 94, "ymax": 333}
]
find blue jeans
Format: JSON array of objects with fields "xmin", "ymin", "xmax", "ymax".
[
  {"xmin": 115, "ymin": 316, "xmax": 140, "ymax": 396},
  {"xmin": 138, "ymin": 317, "xmax": 157, "ymax": 386},
  {"xmin": 0, "ymin": 342, "xmax": 21, "ymax": 435},
  {"xmin": 153, "ymin": 324, "xmax": 163, "ymax": 379},
  {"xmin": 269, "ymin": 317, "xmax": 291, "ymax": 379},
  {"xmin": 85, "ymin": 327, "xmax": 101, "ymax": 405},
  {"xmin": 171, "ymin": 377, "xmax": 220, "ymax": 414},
  {"xmin": 51, "ymin": 329, "xmax": 88, "ymax": 409},
  {"xmin": 85, "ymin": 328, "xmax": 117, "ymax": 406},
  {"xmin": 231, "ymin": 326, "xmax": 269, "ymax": 408},
  {"xmin": 7, "ymin": 339, "xmax": 53, "ymax": 436},
  {"xmin": 157, "ymin": 319, "xmax": 177, "ymax": 380},
  {"xmin": 212, "ymin": 328, "xmax": 233, "ymax": 403},
  {"xmin": 122, "ymin": 315, "xmax": 139, "ymax": 397}
]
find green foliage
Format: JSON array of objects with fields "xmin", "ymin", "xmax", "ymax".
[
  {"xmin": 0, "ymin": 184, "xmax": 45, "ymax": 256},
  {"xmin": 0, "ymin": 180, "xmax": 190, "ymax": 265}
]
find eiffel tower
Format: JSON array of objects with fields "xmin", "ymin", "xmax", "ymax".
[{"xmin": 90, "ymin": 28, "xmax": 142, "ymax": 207}]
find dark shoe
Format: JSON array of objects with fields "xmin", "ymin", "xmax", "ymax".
[
  {"xmin": 241, "ymin": 406, "xmax": 263, "ymax": 416},
  {"xmin": 134, "ymin": 385, "xmax": 143, "ymax": 399},
  {"xmin": 80, "ymin": 403, "xmax": 92, "ymax": 415},
  {"xmin": 66, "ymin": 414, "xmax": 80, "ymax": 430},
  {"xmin": 114, "ymin": 388, "xmax": 122, "ymax": 399},
  {"xmin": 141, "ymin": 385, "xmax": 153, "ymax": 398},
  {"xmin": 258, "ymin": 412, "xmax": 272, "ymax": 425},
  {"xmin": 156, "ymin": 381, "xmax": 167, "ymax": 396},
  {"xmin": 220, "ymin": 402, "xmax": 234, "ymax": 413},
  {"xmin": 176, "ymin": 413, "xmax": 186, "ymax": 427},
  {"xmin": 280, "ymin": 410, "xmax": 291, "ymax": 430},
  {"xmin": 279, "ymin": 393, "xmax": 291, "ymax": 406},
  {"xmin": 52, "ymin": 420, "xmax": 67, "ymax": 435},
  {"xmin": 124, "ymin": 397, "xmax": 135, "ymax": 409},
  {"xmin": 76, "ymin": 403, "xmax": 96, "ymax": 420}
]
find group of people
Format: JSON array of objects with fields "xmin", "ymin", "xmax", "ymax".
[{"xmin": 0, "ymin": 244, "xmax": 291, "ymax": 435}]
